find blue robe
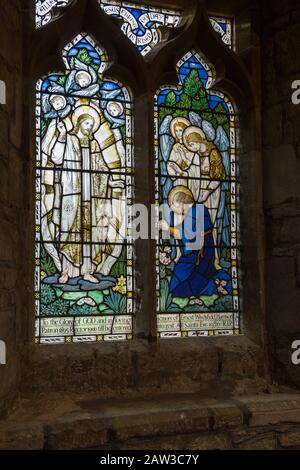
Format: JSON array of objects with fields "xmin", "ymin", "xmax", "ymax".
[{"xmin": 170, "ymin": 205, "xmax": 232, "ymax": 298}]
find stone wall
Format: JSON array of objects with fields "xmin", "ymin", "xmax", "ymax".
[
  {"xmin": 1, "ymin": 0, "xmax": 300, "ymax": 425},
  {"xmin": 0, "ymin": 0, "xmax": 24, "ymax": 417},
  {"xmin": 1, "ymin": 392, "xmax": 300, "ymax": 450},
  {"xmin": 263, "ymin": 0, "xmax": 300, "ymax": 387}
]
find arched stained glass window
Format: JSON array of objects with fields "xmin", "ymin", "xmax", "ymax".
[
  {"xmin": 155, "ymin": 50, "xmax": 240, "ymax": 338},
  {"xmin": 33, "ymin": 1, "xmax": 243, "ymax": 345},
  {"xmin": 35, "ymin": 33, "xmax": 134, "ymax": 344}
]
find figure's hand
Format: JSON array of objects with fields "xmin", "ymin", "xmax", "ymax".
[
  {"xmin": 109, "ymin": 179, "xmax": 125, "ymax": 189},
  {"xmin": 159, "ymin": 220, "xmax": 170, "ymax": 232},
  {"xmin": 57, "ymin": 121, "xmax": 66, "ymax": 139},
  {"xmin": 177, "ymin": 146, "xmax": 185, "ymax": 159},
  {"xmin": 168, "ymin": 162, "xmax": 183, "ymax": 176},
  {"xmin": 168, "ymin": 162, "xmax": 177, "ymax": 173}
]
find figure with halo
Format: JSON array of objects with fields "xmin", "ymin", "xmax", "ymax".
[
  {"xmin": 181, "ymin": 125, "xmax": 225, "ymax": 269},
  {"xmin": 41, "ymin": 90, "xmax": 75, "ymax": 271},
  {"xmin": 49, "ymin": 105, "xmax": 124, "ymax": 284},
  {"xmin": 65, "ymin": 58, "xmax": 100, "ymax": 98}
]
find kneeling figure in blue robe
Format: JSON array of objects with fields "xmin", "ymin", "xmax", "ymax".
[{"xmin": 163, "ymin": 186, "xmax": 232, "ymax": 300}]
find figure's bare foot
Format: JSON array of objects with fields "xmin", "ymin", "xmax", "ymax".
[
  {"xmin": 83, "ymin": 273, "xmax": 99, "ymax": 284},
  {"xmin": 189, "ymin": 298, "xmax": 203, "ymax": 306},
  {"xmin": 214, "ymin": 261, "xmax": 222, "ymax": 270},
  {"xmin": 217, "ymin": 287, "xmax": 228, "ymax": 296},
  {"xmin": 58, "ymin": 273, "xmax": 69, "ymax": 284}
]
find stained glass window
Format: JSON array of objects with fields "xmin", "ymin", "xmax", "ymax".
[
  {"xmin": 35, "ymin": 0, "xmax": 74, "ymax": 28},
  {"xmin": 35, "ymin": 33, "xmax": 134, "ymax": 344},
  {"xmin": 209, "ymin": 17, "xmax": 233, "ymax": 48},
  {"xmin": 155, "ymin": 50, "xmax": 240, "ymax": 338},
  {"xmin": 99, "ymin": 1, "xmax": 181, "ymax": 56}
]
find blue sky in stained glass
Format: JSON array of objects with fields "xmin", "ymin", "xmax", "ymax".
[
  {"xmin": 65, "ymin": 37, "xmax": 102, "ymax": 68},
  {"xmin": 157, "ymin": 52, "xmax": 232, "ymax": 115}
]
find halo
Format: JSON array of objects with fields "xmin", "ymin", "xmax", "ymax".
[
  {"xmin": 168, "ymin": 185, "xmax": 194, "ymax": 209},
  {"xmin": 72, "ymin": 105, "xmax": 101, "ymax": 134},
  {"xmin": 49, "ymin": 94, "xmax": 67, "ymax": 107},
  {"xmin": 107, "ymin": 101, "xmax": 124, "ymax": 117},
  {"xmin": 75, "ymin": 70, "xmax": 92, "ymax": 86},
  {"xmin": 183, "ymin": 126, "xmax": 206, "ymax": 152},
  {"xmin": 170, "ymin": 117, "xmax": 190, "ymax": 139}
]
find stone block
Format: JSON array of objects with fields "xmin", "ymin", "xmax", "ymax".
[
  {"xmin": 187, "ymin": 432, "xmax": 231, "ymax": 450},
  {"xmin": 279, "ymin": 430, "xmax": 300, "ymax": 448},
  {"xmin": 263, "ymin": 105, "xmax": 282, "ymax": 148},
  {"xmin": 210, "ymin": 402, "xmax": 244, "ymax": 429},
  {"xmin": 237, "ymin": 432, "xmax": 276, "ymax": 450},
  {"xmin": 0, "ymin": 423, "xmax": 44, "ymax": 450},
  {"xmin": 264, "ymin": 145, "xmax": 300, "ymax": 206},
  {"xmin": 239, "ymin": 394, "xmax": 300, "ymax": 427}
]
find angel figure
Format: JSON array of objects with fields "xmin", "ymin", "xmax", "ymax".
[
  {"xmin": 65, "ymin": 58, "xmax": 100, "ymax": 98},
  {"xmin": 183, "ymin": 126, "xmax": 226, "ymax": 269}
]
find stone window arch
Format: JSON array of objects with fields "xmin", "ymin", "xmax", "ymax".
[{"xmin": 26, "ymin": 1, "xmax": 264, "ymax": 358}]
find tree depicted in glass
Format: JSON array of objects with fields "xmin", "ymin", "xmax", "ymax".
[{"xmin": 155, "ymin": 50, "xmax": 240, "ymax": 338}]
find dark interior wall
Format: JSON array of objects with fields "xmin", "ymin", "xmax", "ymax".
[
  {"xmin": 263, "ymin": 0, "xmax": 300, "ymax": 386},
  {"xmin": 0, "ymin": 0, "xmax": 24, "ymax": 417},
  {"xmin": 0, "ymin": 0, "xmax": 268, "ymax": 416},
  {"xmin": 3, "ymin": 0, "xmax": 300, "ymax": 418}
]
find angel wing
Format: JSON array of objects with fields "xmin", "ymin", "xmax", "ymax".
[
  {"xmin": 48, "ymin": 80, "xmax": 65, "ymax": 94},
  {"xmin": 73, "ymin": 58, "xmax": 98, "ymax": 82},
  {"xmin": 72, "ymin": 83, "xmax": 100, "ymax": 97},
  {"xmin": 215, "ymin": 125, "xmax": 230, "ymax": 176},
  {"xmin": 100, "ymin": 88, "xmax": 124, "ymax": 117},
  {"xmin": 58, "ymin": 104, "xmax": 72, "ymax": 120},
  {"xmin": 42, "ymin": 94, "xmax": 51, "ymax": 115},
  {"xmin": 214, "ymin": 125, "xmax": 231, "ymax": 250},
  {"xmin": 100, "ymin": 88, "xmax": 122, "ymax": 101},
  {"xmin": 189, "ymin": 111, "xmax": 202, "ymax": 128},
  {"xmin": 65, "ymin": 70, "xmax": 77, "ymax": 94},
  {"xmin": 104, "ymin": 110, "xmax": 125, "ymax": 129},
  {"xmin": 202, "ymin": 119, "xmax": 216, "ymax": 141},
  {"xmin": 74, "ymin": 58, "xmax": 89, "ymax": 72},
  {"xmin": 88, "ymin": 65, "xmax": 98, "ymax": 84},
  {"xmin": 159, "ymin": 115, "xmax": 174, "ymax": 201}
]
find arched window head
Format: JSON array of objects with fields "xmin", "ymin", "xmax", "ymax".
[
  {"xmin": 155, "ymin": 50, "xmax": 240, "ymax": 338},
  {"xmin": 209, "ymin": 17, "xmax": 233, "ymax": 49},
  {"xmin": 35, "ymin": 33, "xmax": 134, "ymax": 344},
  {"xmin": 35, "ymin": 0, "xmax": 75, "ymax": 28},
  {"xmin": 35, "ymin": 2, "xmax": 234, "ymax": 52},
  {"xmin": 99, "ymin": 0, "xmax": 182, "ymax": 56}
]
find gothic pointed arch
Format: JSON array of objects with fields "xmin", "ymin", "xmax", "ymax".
[
  {"xmin": 155, "ymin": 48, "xmax": 241, "ymax": 337},
  {"xmin": 35, "ymin": 32, "xmax": 134, "ymax": 343}
]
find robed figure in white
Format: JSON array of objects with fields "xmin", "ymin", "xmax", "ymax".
[{"xmin": 44, "ymin": 104, "xmax": 124, "ymax": 284}]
